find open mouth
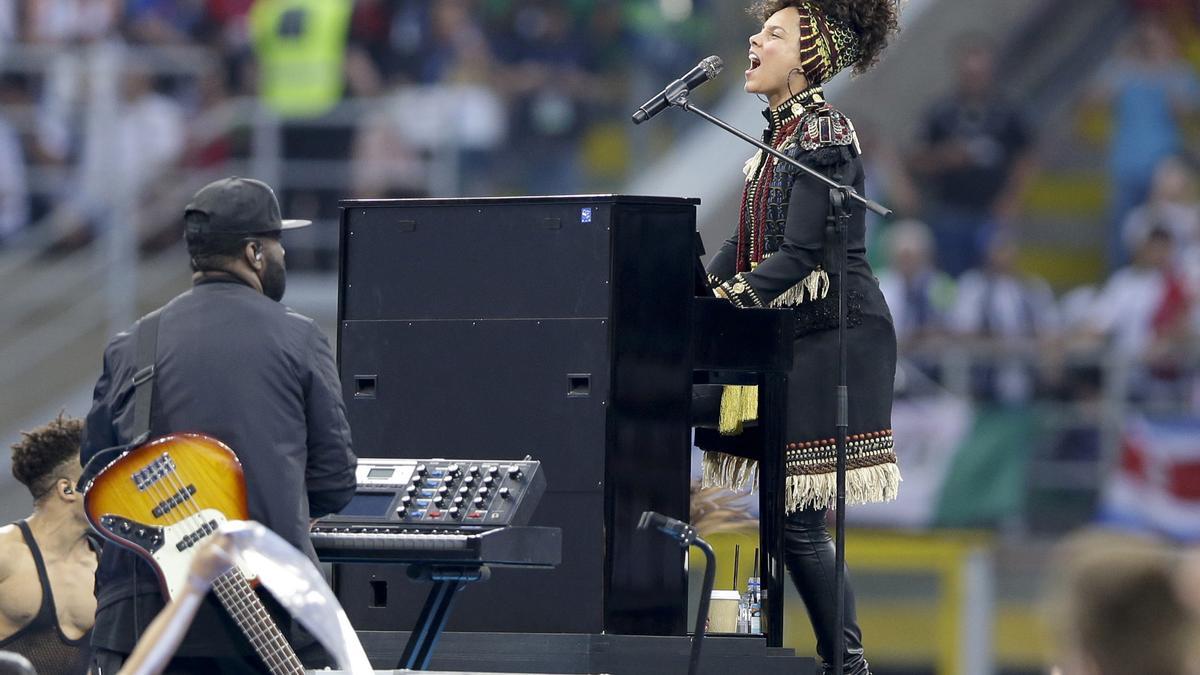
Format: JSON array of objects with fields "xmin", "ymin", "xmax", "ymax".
[{"xmin": 747, "ymin": 52, "xmax": 762, "ymax": 74}]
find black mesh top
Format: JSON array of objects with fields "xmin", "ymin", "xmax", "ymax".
[{"xmin": 0, "ymin": 521, "xmax": 92, "ymax": 674}]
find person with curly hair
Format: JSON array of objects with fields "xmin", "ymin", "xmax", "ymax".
[
  {"xmin": 694, "ymin": 2, "xmax": 900, "ymax": 673},
  {"xmin": 0, "ymin": 413, "xmax": 96, "ymax": 674}
]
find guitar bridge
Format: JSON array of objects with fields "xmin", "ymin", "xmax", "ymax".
[{"xmin": 132, "ymin": 453, "xmax": 178, "ymax": 492}]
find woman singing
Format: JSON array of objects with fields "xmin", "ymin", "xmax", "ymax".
[{"xmin": 695, "ymin": 2, "xmax": 901, "ymax": 673}]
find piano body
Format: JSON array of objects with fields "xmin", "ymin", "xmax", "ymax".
[{"xmin": 336, "ymin": 196, "xmax": 792, "ymax": 646}]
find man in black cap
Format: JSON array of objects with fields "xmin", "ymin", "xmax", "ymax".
[{"xmin": 80, "ymin": 177, "xmax": 357, "ymax": 673}]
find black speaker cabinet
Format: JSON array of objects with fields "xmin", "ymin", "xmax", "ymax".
[{"xmin": 336, "ymin": 196, "xmax": 701, "ymax": 636}]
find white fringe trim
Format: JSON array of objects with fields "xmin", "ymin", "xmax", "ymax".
[
  {"xmin": 743, "ymin": 151, "xmax": 764, "ymax": 180},
  {"xmin": 784, "ymin": 462, "xmax": 902, "ymax": 512},
  {"xmin": 701, "ymin": 452, "xmax": 902, "ymax": 513},
  {"xmin": 769, "ymin": 267, "xmax": 829, "ymax": 308},
  {"xmin": 702, "ymin": 452, "xmax": 759, "ymax": 493}
]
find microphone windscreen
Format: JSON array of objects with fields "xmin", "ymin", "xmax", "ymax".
[{"xmin": 701, "ymin": 55, "xmax": 724, "ymax": 79}]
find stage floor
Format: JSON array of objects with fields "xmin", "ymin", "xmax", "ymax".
[{"xmin": 353, "ymin": 631, "xmax": 816, "ymax": 674}]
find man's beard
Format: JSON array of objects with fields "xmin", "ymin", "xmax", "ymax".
[{"xmin": 262, "ymin": 257, "xmax": 287, "ymax": 302}]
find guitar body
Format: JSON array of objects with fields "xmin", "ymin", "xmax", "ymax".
[
  {"xmin": 83, "ymin": 433, "xmax": 251, "ymax": 600},
  {"xmin": 83, "ymin": 433, "xmax": 307, "ymax": 674}
]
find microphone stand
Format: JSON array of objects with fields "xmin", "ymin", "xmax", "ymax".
[
  {"xmin": 660, "ymin": 91, "xmax": 892, "ymax": 675},
  {"xmin": 667, "ymin": 94, "xmax": 892, "ymax": 218},
  {"xmin": 639, "ymin": 512, "xmax": 715, "ymax": 675}
]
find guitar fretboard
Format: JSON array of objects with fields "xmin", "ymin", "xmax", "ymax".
[{"xmin": 210, "ymin": 570, "xmax": 306, "ymax": 675}]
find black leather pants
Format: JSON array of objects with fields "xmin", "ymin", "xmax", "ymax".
[{"xmin": 785, "ymin": 507, "xmax": 870, "ymax": 675}]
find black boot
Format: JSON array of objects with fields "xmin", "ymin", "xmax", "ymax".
[{"xmin": 783, "ymin": 507, "xmax": 870, "ymax": 675}]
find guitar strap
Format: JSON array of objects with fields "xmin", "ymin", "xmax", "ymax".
[
  {"xmin": 130, "ymin": 308, "xmax": 162, "ymax": 446},
  {"xmin": 124, "ymin": 308, "xmax": 162, "ymax": 646},
  {"xmin": 78, "ymin": 309, "xmax": 162, "ymax": 490}
]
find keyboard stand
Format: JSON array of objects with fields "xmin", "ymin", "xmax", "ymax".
[{"xmin": 399, "ymin": 565, "xmax": 490, "ymax": 671}]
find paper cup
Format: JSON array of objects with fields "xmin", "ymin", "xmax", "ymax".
[{"xmin": 707, "ymin": 590, "xmax": 741, "ymax": 633}]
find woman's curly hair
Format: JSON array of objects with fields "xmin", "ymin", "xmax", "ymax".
[
  {"xmin": 11, "ymin": 413, "xmax": 83, "ymax": 501},
  {"xmin": 750, "ymin": 0, "xmax": 900, "ymax": 74}
]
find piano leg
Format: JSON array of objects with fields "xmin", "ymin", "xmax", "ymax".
[
  {"xmin": 759, "ymin": 372, "xmax": 787, "ymax": 649},
  {"xmin": 398, "ymin": 566, "xmax": 487, "ymax": 670}
]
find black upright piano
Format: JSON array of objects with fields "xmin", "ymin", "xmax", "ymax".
[{"xmin": 336, "ymin": 195, "xmax": 793, "ymax": 647}]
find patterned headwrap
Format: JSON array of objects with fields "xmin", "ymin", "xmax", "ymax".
[{"xmin": 796, "ymin": 2, "xmax": 863, "ymax": 85}]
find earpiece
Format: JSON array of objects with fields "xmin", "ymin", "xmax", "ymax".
[
  {"xmin": 255, "ymin": 250, "xmax": 263, "ymax": 262},
  {"xmin": 63, "ymin": 486, "xmax": 73, "ymax": 494}
]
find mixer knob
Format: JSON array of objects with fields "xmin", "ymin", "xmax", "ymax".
[
  {"xmin": 415, "ymin": 464, "xmax": 428, "ymax": 476},
  {"xmin": 448, "ymin": 507, "xmax": 462, "ymax": 519},
  {"xmin": 468, "ymin": 465, "xmax": 481, "ymax": 476},
  {"xmin": 405, "ymin": 485, "xmax": 417, "ymax": 496},
  {"xmin": 458, "ymin": 486, "xmax": 470, "ymax": 495},
  {"xmin": 487, "ymin": 465, "xmax": 500, "ymax": 477},
  {"xmin": 401, "ymin": 495, "xmax": 412, "ymax": 506},
  {"xmin": 396, "ymin": 508, "xmax": 408, "ymax": 518},
  {"xmin": 436, "ymin": 486, "xmax": 449, "ymax": 497},
  {"xmin": 507, "ymin": 465, "xmax": 523, "ymax": 480},
  {"xmin": 499, "ymin": 487, "xmax": 512, "ymax": 500},
  {"xmin": 447, "ymin": 463, "xmax": 461, "ymax": 476},
  {"xmin": 453, "ymin": 496, "xmax": 465, "ymax": 506},
  {"xmin": 473, "ymin": 496, "xmax": 485, "ymax": 507},
  {"xmin": 433, "ymin": 497, "xmax": 445, "ymax": 507},
  {"xmin": 463, "ymin": 476, "xmax": 475, "ymax": 487},
  {"xmin": 477, "ymin": 488, "xmax": 490, "ymax": 498},
  {"xmin": 482, "ymin": 476, "xmax": 495, "ymax": 487}
]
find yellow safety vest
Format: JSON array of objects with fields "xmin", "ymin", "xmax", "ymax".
[{"xmin": 249, "ymin": 0, "xmax": 352, "ymax": 118}]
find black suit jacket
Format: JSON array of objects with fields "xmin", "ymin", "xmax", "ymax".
[{"xmin": 81, "ymin": 276, "xmax": 356, "ymax": 657}]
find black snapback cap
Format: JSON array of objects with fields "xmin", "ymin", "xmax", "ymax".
[{"xmin": 184, "ymin": 177, "xmax": 310, "ymax": 235}]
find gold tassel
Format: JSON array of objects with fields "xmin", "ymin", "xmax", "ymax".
[{"xmin": 718, "ymin": 385, "xmax": 759, "ymax": 435}]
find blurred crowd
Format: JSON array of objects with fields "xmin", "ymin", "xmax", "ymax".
[
  {"xmin": 871, "ymin": 7, "xmax": 1200, "ymax": 420},
  {"xmin": 2, "ymin": 0, "xmax": 1200, "ymax": 532},
  {"xmin": 0, "ymin": 0, "xmax": 717, "ymax": 253}
]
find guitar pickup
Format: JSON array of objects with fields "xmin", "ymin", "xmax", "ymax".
[
  {"xmin": 152, "ymin": 484, "xmax": 198, "ymax": 519},
  {"xmin": 176, "ymin": 519, "xmax": 220, "ymax": 552}
]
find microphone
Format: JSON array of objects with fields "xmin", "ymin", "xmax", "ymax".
[
  {"xmin": 631, "ymin": 56, "xmax": 724, "ymax": 125},
  {"xmin": 638, "ymin": 510, "xmax": 699, "ymax": 545},
  {"xmin": 640, "ymin": 509, "xmax": 716, "ymax": 675}
]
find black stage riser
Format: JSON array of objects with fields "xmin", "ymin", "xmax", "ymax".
[{"xmin": 355, "ymin": 632, "xmax": 815, "ymax": 675}]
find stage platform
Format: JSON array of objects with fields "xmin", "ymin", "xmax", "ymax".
[{"xmin": 352, "ymin": 631, "xmax": 816, "ymax": 674}]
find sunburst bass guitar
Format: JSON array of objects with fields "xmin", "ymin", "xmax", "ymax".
[{"xmin": 82, "ymin": 433, "xmax": 307, "ymax": 675}]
